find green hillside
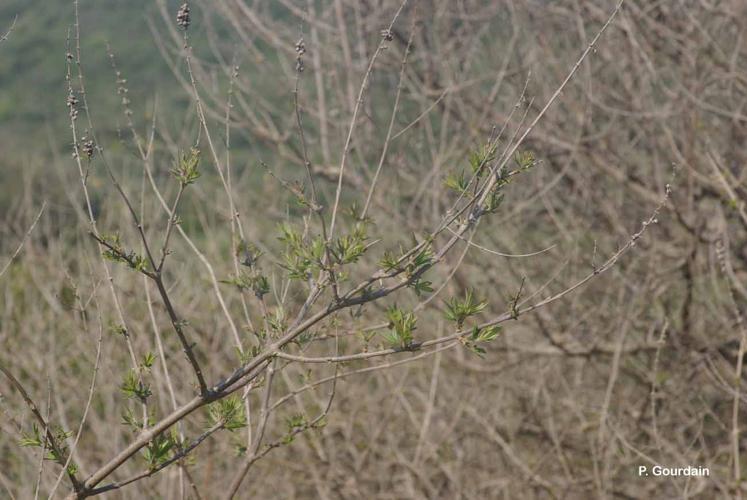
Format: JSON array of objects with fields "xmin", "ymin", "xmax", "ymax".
[{"xmin": 0, "ymin": 0, "xmax": 186, "ymax": 152}]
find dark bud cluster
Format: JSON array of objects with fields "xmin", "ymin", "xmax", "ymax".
[
  {"xmin": 115, "ymin": 72, "xmax": 132, "ymax": 117},
  {"xmin": 66, "ymin": 90, "xmax": 79, "ymax": 120},
  {"xmin": 295, "ymin": 37, "xmax": 305, "ymax": 73},
  {"xmin": 295, "ymin": 38, "xmax": 306, "ymax": 56},
  {"xmin": 81, "ymin": 135, "xmax": 95, "ymax": 159},
  {"xmin": 381, "ymin": 29, "xmax": 394, "ymax": 41},
  {"xmin": 177, "ymin": 3, "xmax": 190, "ymax": 30}
]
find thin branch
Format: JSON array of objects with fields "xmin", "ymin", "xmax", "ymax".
[
  {"xmin": 0, "ymin": 15, "xmax": 17, "ymax": 44},
  {"xmin": 48, "ymin": 305, "xmax": 104, "ymax": 498},
  {"xmin": 0, "ymin": 202, "xmax": 46, "ymax": 280},
  {"xmin": 224, "ymin": 359, "xmax": 277, "ymax": 498},
  {"xmin": 87, "ymin": 423, "xmax": 224, "ymax": 496},
  {"xmin": 0, "ymin": 365, "xmax": 82, "ymax": 492},
  {"xmin": 361, "ymin": 14, "xmax": 417, "ymax": 219},
  {"xmin": 328, "ymin": 0, "xmax": 410, "ymax": 238}
]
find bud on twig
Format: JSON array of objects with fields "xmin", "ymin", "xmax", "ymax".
[
  {"xmin": 177, "ymin": 3, "xmax": 191, "ymax": 30},
  {"xmin": 80, "ymin": 135, "xmax": 95, "ymax": 159},
  {"xmin": 295, "ymin": 37, "xmax": 306, "ymax": 73}
]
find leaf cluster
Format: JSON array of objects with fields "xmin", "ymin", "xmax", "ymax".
[
  {"xmin": 407, "ymin": 243, "xmax": 434, "ymax": 276},
  {"xmin": 236, "ymin": 344, "xmax": 261, "ymax": 365},
  {"xmin": 331, "ymin": 223, "xmax": 368, "ymax": 265},
  {"xmin": 170, "ymin": 147, "xmax": 201, "ymax": 186},
  {"xmin": 444, "ymin": 289, "xmax": 486, "ymax": 327},
  {"xmin": 100, "ymin": 233, "xmax": 149, "ymax": 272},
  {"xmin": 444, "ymin": 169, "xmax": 469, "ymax": 194},
  {"xmin": 379, "ymin": 239, "xmax": 434, "ymax": 295},
  {"xmin": 465, "ymin": 325, "xmax": 503, "ymax": 357},
  {"xmin": 120, "ymin": 353, "xmax": 156, "ymax": 402},
  {"xmin": 278, "ymin": 223, "xmax": 325, "ymax": 280},
  {"xmin": 281, "ymin": 413, "xmax": 308, "ymax": 444},
  {"xmin": 121, "ymin": 369, "xmax": 152, "ymax": 402},
  {"xmin": 221, "ymin": 271, "xmax": 270, "ymax": 298},
  {"xmin": 514, "ymin": 149, "xmax": 536, "ymax": 170},
  {"xmin": 109, "ymin": 322, "xmax": 127, "ymax": 336},
  {"xmin": 469, "ymin": 142, "xmax": 498, "ymax": 175},
  {"xmin": 236, "ymin": 240, "xmax": 263, "ymax": 268},
  {"xmin": 445, "ymin": 143, "xmax": 498, "ymax": 194},
  {"xmin": 383, "ymin": 306, "xmax": 417, "ymax": 349},
  {"xmin": 267, "ymin": 307, "xmax": 287, "ymax": 335},
  {"xmin": 208, "ymin": 395, "xmax": 247, "ymax": 431},
  {"xmin": 143, "ymin": 430, "xmax": 180, "ymax": 470},
  {"xmin": 20, "ymin": 424, "xmax": 76, "ymax": 474}
]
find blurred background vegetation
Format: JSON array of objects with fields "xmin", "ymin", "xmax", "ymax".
[{"xmin": 0, "ymin": 0, "xmax": 171, "ymax": 144}]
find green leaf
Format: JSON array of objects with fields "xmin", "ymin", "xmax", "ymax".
[
  {"xmin": 444, "ymin": 169, "xmax": 469, "ymax": 193},
  {"xmin": 19, "ymin": 424, "xmax": 43, "ymax": 448},
  {"xmin": 221, "ymin": 272, "xmax": 270, "ymax": 297},
  {"xmin": 444, "ymin": 289, "xmax": 487, "ymax": 327},
  {"xmin": 19, "ymin": 424, "xmax": 73, "ymax": 466},
  {"xmin": 278, "ymin": 224, "xmax": 324, "ymax": 280},
  {"xmin": 267, "ymin": 308, "xmax": 287, "ymax": 334},
  {"xmin": 141, "ymin": 352, "xmax": 156, "ymax": 369},
  {"xmin": 170, "ymin": 147, "xmax": 201, "ymax": 185},
  {"xmin": 469, "ymin": 143, "xmax": 498, "ymax": 175},
  {"xmin": 382, "ymin": 330, "xmax": 401, "ymax": 348},
  {"xmin": 333, "ymin": 224, "xmax": 368, "ymax": 265},
  {"xmin": 121, "ymin": 408, "xmax": 141, "ymax": 430},
  {"xmin": 208, "ymin": 395, "xmax": 247, "ymax": 431},
  {"xmin": 379, "ymin": 250, "xmax": 400, "ymax": 272},
  {"xmin": 484, "ymin": 190, "xmax": 504, "ymax": 214},
  {"xmin": 236, "ymin": 240, "xmax": 263, "ymax": 267},
  {"xmin": 476, "ymin": 325, "xmax": 502, "ymax": 342},
  {"xmin": 121, "ymin": 369, "xmax": 152, "ymax": 402},
  {"xmin": 409, "ymin": 279, "xmax": 433, "ymax": 297},
  {"xmin": 99, "ymin": 234, "xmax": 149, "ymax": 273},
  {"xmin": 286, "ymin": 413, "xmax": 306, "ymax": 431},
  {"xmin": 514, "ymin": 150, "xmax": 535, "ymax": 169},
  {"xmin": 109, "ymin": 323, "xmax": 127, "ymax": 336},
  {"xmin": 410, "ymin": 244, "xmax": 434, "ymax": 271},
  {"xmin": 278, "ymin": 222, "xmax": 303, "ymax": 249},
  {"xmin": 143, "ymin": 431, "xmax": 178, "ymax": 469},
  {"xmin": 385, "ymin": 306, "xmax": 417, "ymax": 349},
  {"xmin": 464, "ymin": 325, "xmax": 502, "ymax": 357},
  {"xmin": 469, "ymin": 344, "xmax": 487, "ymax": 357}
]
